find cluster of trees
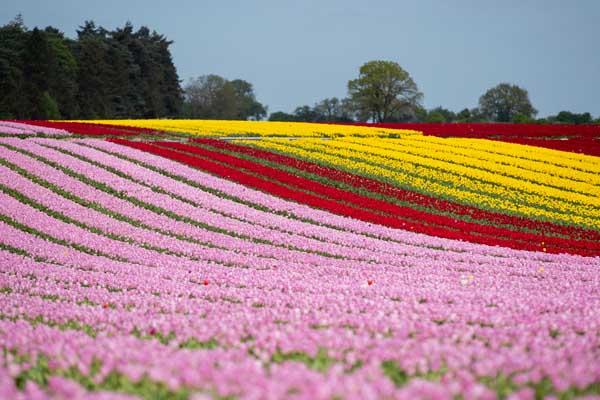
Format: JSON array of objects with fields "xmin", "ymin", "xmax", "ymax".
[
  {"xmin": 270, "ymin": 61, "xmax": 423, "ymax": 123},
  {"xmin": 1, "ymin": 16, "xmax": 597, "ymax": 124},
  {"xmin": 0, "ymin": 16, "xmax": 182, "ymax": 119},
  {"xmin": 269, "ymin": 98, "xmax": 354, "ymax": 122},
  {"xmin": 182, "ymin": 75, "xmax": 267, "ymax": 120},
  {"xmin": 545, "ymin": 111, "xmax": 596, "ymax": 125},
  {"xmin": 269, "ymin": 61, "xmax": 599, "ymax": 124},
  {"xmin": 417, "ymin": 105, "xmax": 598, "ymax": 124}
]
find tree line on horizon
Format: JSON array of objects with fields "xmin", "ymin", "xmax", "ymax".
[
  {"xmin": 1, "ymin": 16, "xmax": 598, "ymax": 124},
  {"xmin": 0, "ymin": 16, "xmax": 183, "ymax": 120},
  {"xmin": 268, "ymin": 62, "xmax": 599, "ymax": 125}
]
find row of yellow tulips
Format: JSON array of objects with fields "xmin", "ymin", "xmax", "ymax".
[
  {"xmin": 87, "ymin": 119, "xmax": 419, "ymax": 138},
  {"xmin": 86, "ymin": 120, "xmax": 600, "ymax": 229},
  {"xmin": 241, "ymin": 137, "xmax": 600, "ymax": 229}
]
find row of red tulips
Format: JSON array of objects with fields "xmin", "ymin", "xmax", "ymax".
[
  {"xmin": 13, "ymin": 120, "xmax": 600, "ymax": 156},
  {"xmin": 194, "ymin": 138, "xmax": 600, "ymax": 241},
  {"xmin": 108, "ymin": 138, "xmax": 600, "ymax": 256},
  {"xmin": 349, "ymin": 122, "xmax": 600, "ymax": 137},
  {"xmin": 492, "ymin": 136, "xmax": 600, "ymax": 155},
  {"xmin": 15, "ymin": 120, "xmax": 156, "ymax": 136},
  {"xmin": 348, "ymin": 122, "xmax": 600, "ymax": 156}
]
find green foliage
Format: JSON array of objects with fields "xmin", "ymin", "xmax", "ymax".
[
  {"xmin": 479, "ymin": 375, "xmax": 519, "ymax": 398},
  {"xmin": 479, "ymin": 83, "xmax": 537, "ymax": 122},
  {"xmin": 0, "ymin": 16, "xmax": 182, "ymax": 119},
  {"xmin": 512, "ymin": 114, "xmax": 535, "ymax": 123},
  {"xmin": 183, "ymin": 75, "xmax": 266, "ymax": 120},
  {"xmin": 179, "ymin": 337, "xmax": 219, "ymax": 350},
  {"xmin": 40, "ymin": 92, "xmax": 61, "ymax": 119},
  {"xmin": 456, "ymin": 108, "xmax": 472, "ymax": 122},
  {"xmin": 381, "ymin": 360, "xmax": 409, "ymax": 387},
  {"xmin": 13, "ymin": 354, "xmax": 198, "ymax": 400},
  {"xmin": 21, "ymin": 27, "xmax": 53, "ymax": 119},
  {"xmin": 425, "ymin": 106, "xmax": 456, "ymax": 123},
  {"xmin": 425, "ymin": 111, "xmax": 446, "ymax": 123},
  {"xmin": 269, "ymin": 97, "xmax": 354, "ymax": 123},
  {"xmin": 230, "ymin": 79, "xmax": 268, "ymax": 120},
  {"xmin": 268, "ymin": 111, "xmax": 297, "ymax": 121},
  {"xmin": 15, "ymin": 355, "xmax": 51, "ymax": 389},
  {"xmin": 347, "ymin": 60, "xmax": 423, "ymax": 122},
  {"xmin": 312, "ymin": 97, "xmax": 354, "ymax": 122},
  {"xmin": 74, "ymin": 34, "xmax": 110, "ymax": 118},
  {"xmin": 45, "ymin": 28, "xmax": 79, "ymax": 118},
  {"xmin": 548, "ymin": 111, "xmax": 593, "ymax": 124},
  {"xmin": 271, "ymin": 348, "xmax": 335, "ymax": 373},
  {"xmin": 0, "ymin": 16, "xmax": 28, "ymax": 118},
  {"xmin": 0, "ymin": 286, "xmax": 12, "ymax": 294}
]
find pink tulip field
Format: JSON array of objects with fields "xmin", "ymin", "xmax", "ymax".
[{"xmin": 0, "ymin": 121, "xmax": 599, "ymax": 399}]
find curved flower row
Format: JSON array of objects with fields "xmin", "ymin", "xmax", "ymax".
[
  {"xmin": 342, "ymin": 137, "xmax": 600, "ymax": 195},
  {"xmin": 349, "ymin": 122, "xmax": 600, "ymax": 157},
  {"xmin": 109, "ymin": 138, "xmax": 600, "ymax": 256},
  {"xmin": 0, "ymin": 121, "xmax": 71, "ymax": 136},
  {"xmin": 86, "ymin": 119, "xmax": 420, "ymax": 138},
  {"xmin": 239, "ymin": 137, "xmax": 600, "ymax": 230},
  {"xmin": 192, "ymin": 138, "xmax": 600, "ymax": 241},
  {"xmin": 17, "ymin": 120, "xmax": 157, "ymax": 137}
]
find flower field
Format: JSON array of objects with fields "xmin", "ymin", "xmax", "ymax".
[{"xmin": 1, "ymin": 120, "xmax": 599, "ymax": 399}]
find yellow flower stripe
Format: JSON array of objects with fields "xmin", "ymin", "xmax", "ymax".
[
  {"xmin": 345, "ymin": 138, "xmax": 600, "ymax": 196},
  {"xmin": 84, "ymin": 119, "xmax": 420, "ymax": 138},
  {"xmin": 392, "ymin": 135, "xmax": 600, "ymax": 184},
  {"xmin": 306, "ymin": 138, "xmax": 600, "ymax": 209},
  {"xmin": 424, "ymin": 136, "xmax": 600, "ymax": 174},
  {"xmin": 240, "ymin": 138, "xmax": 600, "ymax": 229},
  {"xmin": 81, "ymin": 119, "xmax": 600, "ymax": 228}
]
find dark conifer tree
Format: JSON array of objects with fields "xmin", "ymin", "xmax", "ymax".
[
  {"xmin": 0, "ymin": 16, "xmax": 28, "ymax": 118},
  {"xmin": 1, "ymin": 17, "xmax": 184, "ymax": 119}
]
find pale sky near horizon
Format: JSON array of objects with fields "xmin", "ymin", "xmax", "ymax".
[{"xmin": 2, "ymin": 0, "xmax": 599, "ymax": 117}]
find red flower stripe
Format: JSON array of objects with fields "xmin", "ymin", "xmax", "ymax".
[
  {"xmin": 158, "ymin": 141, "xmax": 600, "ymax": 254},
  {"xmin": 108, "ymin": 138, "xmax": 599, "ymax": 256},
  {"xmin": 346, "ymin": 123, "xmax": 600, "ymax": 157},
  {"xmin": 193, "ymin": 138, "xmax": 600, "ymax": 241},
  {"xmin": 488, "ymin": 137, "xmax": 600, "ymax": 156},
  {"xmin": 18, "ymin": 121, "xmax": 157, "ymax": 136},
  {"xmin": 348, "ymin": 122, "xmax": 600, "ymax": 138}
]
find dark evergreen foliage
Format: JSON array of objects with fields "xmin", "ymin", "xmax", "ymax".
[{"xmin": 0, "ymin": 17, "xmax": 183, "ymax": 119}]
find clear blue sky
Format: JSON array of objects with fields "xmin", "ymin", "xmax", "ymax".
[{"xmin": 2, "ymin": 0, "xmax": 599, "ymax": 117}]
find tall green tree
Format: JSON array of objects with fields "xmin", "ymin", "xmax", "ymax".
[
  {"xmin": 183, "ymin": 74, "xmax": 228, "ymax": 118},
  {"xmin": 479, "ymin": 83, "xmax": 537, "ymax": 122},
  {"xmin": 0, "ymin": 15, "xmax": 28, "ymax": 118},
  {"xmin": 230, "ymin": 79, "xmax": 267, "ymax": 120},
  {"xmin": 45, "ymin": 27, "xmax": 79, "ymax": 118},
  {"xmin": 74, "ymin": 22, "xmax": 110, "ymax": 118},
  {"xmin": 347, "ymin": 60, "xmax": 422, "ymax": 122},
  {"xmin": 110, "ymin": 22, "xmax": 145, "ymax": 117},
  {"xmin": 152, "ymin": 32, "xmax": 183, "ymax": 117},
  {"xmin": 21, "ymin": 27, "xmax": 60, "ymax": 119}
]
